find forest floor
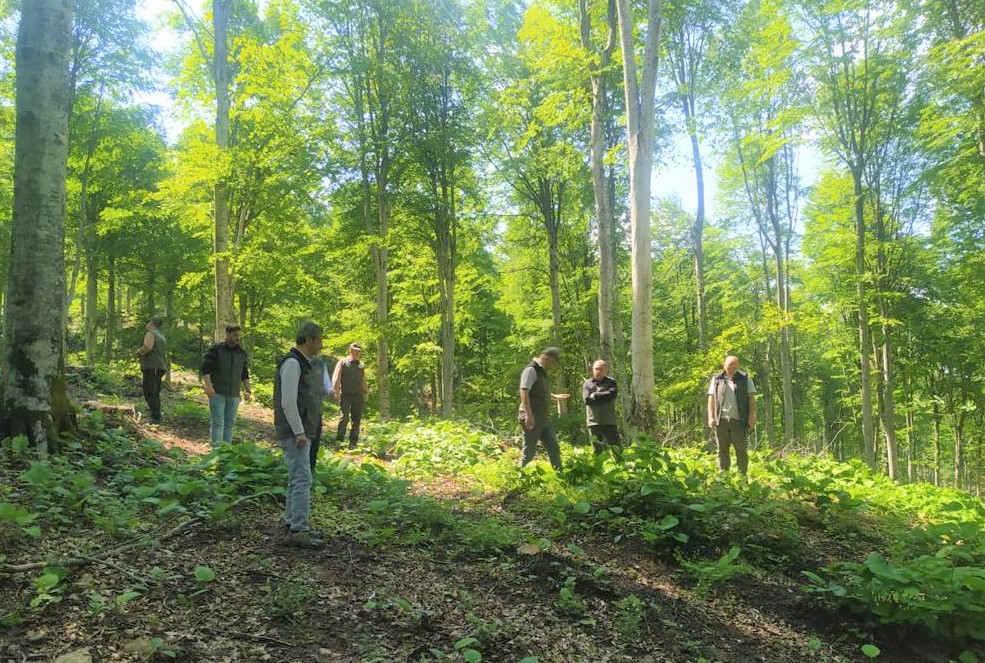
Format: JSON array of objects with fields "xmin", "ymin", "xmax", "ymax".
[{"xmin": 0, "ymin": 368, "xmax": 976, "ymax": 663}]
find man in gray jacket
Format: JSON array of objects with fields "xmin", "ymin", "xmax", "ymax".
[
  {"xmin": 582, "ymin": 360, "xmax": 622, "ymax": 459},
  {"xmin": 275, "ymin": 322, "xmax": 324, "ymax": 548}
]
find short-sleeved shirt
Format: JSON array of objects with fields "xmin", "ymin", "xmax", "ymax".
[
  {"xmin": 707, "ymin": 373, "xmax": 757, "ymax": 421},
  {"xmin": 519, "ymin": 364, "xmax": 541, "ymax": 390}
]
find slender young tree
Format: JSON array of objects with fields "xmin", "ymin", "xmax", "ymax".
[
  {"xmin": 578, "ymin": 0, "xmax": 619, "ymax": 368},
  {"xmin": 615, "ymin": 0, "xmax": 663, "ymax": 431},
  {"xmin": 1, "ymin": 0, "xmax": 73, "ymax": 450}
]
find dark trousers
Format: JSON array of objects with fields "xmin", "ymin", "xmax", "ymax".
[
  {"xmin": 520, "ymin": 415, "xmax": 562, "ymax": 470},
  {"xmin": 336, "ymin": 395, "xmax": 364, "ymax": 448},
  {"xmin": 589, "ymin": 424, "xmax": 622, "ymax": 459},
  {"xmin": 715, "ymin": 418, "xmax": 748, "ymax": 474},
  {"xmin": 141, "ymin": 369, "xmax": 166, "ymax": 421},
  {"xmin": 309, "ymin": 417, "xmax": 323, "ymax": 473}
]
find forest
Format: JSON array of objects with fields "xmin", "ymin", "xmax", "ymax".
[{"xmin": 1, "ymin": 0, "xmax": 985, "ymax": 661}]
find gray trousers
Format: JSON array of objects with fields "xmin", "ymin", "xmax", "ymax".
[
  {"xmin": 715, "ymin": 418, "xmax": 748, "ymax": 474},
  {"xmin": 520, "ymin": 414, "xmax": 561, "ymax": 471}
]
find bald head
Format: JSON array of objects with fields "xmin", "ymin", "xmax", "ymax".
[
  {"xmin": 723, "ymin": 355, "xmax": 739, "ymax": 376},
  {"xmin": 592, "ymin": 360, "xmax": 608, "ymax": 379}
]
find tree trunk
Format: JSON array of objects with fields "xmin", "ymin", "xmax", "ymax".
[
  {"xmin": 932, "ymin": 398, "xmax": 942, "ymax": 486},
  {"xmin": 954, "ymin": 410, "xmax": 965, "ymax": 489},
  {"xmin": 615, "ymin": 0, "xmax": 662, "ymax": 433},
  {"xmin": 580, "ymin": 0, "xmax": 618, "ymax": 369},
  {"xmin": 851, "ymin": 168, "xmax": 876, "ymax": 468},
  {"xmin": 546, "ymin": 203, "xmax": 568, "ymax": 414},
  {"xmin": 105, "ymin": 256, "xmax": 115, "ymax": 360},
  {"xmin": 84, "ymin": 243, "xmax": 97, "ymax": 366},
  {"xmin": 66, "ymin": 92, "xmax": 103, "ymax": 330},
  {"xmin": 212, "ymin": 0, "xmax": 234, "ymax": 339},
  {"xmin": 436, "ymin": 207, "xmax": 456, "ymax": 418},
  {"xmin": 1, "ymin": 0, "xmax": 73, "ymax": 450},
  {"xmin": 683, "ymin": 103, "xmax": 707, "ymax": 353}
]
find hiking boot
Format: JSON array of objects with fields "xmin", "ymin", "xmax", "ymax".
[{"xmin": 285, "ymin": 530, "xmax": 326, "ymax": 549}]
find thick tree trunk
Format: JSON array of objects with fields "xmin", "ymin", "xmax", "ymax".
[
  {"xmin": 615, "ymin": 0, "xmax": 662, "ymax": 433},
  {"xmin": 1, "ymin": 0, "xmax": 74, "ymax": 450},
  {"xmin": 212, "ymin": 0, "xmax": 234, "ymax": 339}
]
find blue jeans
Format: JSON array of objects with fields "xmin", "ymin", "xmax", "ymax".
[
  {"xmin": 209, "ymin": 394, "xmax": 241, "ymax": 446},
  {"xmin": 280, "ymin": 437, "xmax": 312, "ymax": 532}
]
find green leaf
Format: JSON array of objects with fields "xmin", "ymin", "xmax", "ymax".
[
  {"xmin": 572, "ymin": 501, "xmax": 591, "ymax": 514},
  {"xmin": 463, "ymin": 650, "xmax": 482, "ymax": 663},
  {"xmin": 194, "ymin": 566, "xmax": 216, "ymax": 583},
  {"xmin": 656, "ymin": 514, "xmax": 680, "ymax": 530},
  {"xmin": 861, "ymin": 644, "xmax": 881, "ymax": 658},
  {"xmin": 454, "ymin": 637, "xmax": 480, "ymax": 650},
  {"xmin": 21, "ymin": 462, "xmax": 53, "ymax": 486}
]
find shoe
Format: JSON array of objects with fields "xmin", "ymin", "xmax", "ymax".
[
  {"xmin": 347, "ymin": 441, "xmax": 358, "ymax": 450},
  {"xmin": 285, "ymin": 530, "xmax": 326, "ymax": 549}
]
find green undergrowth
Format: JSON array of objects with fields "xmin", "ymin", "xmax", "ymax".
[
  {"xmin": 352, "ymin": 418, "xmax": 985, "ymax": 650},
  {"xmin": 4, "ymin": 410, "xmax": 985, "ymax": 658}
]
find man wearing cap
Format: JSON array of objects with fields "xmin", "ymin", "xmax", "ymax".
[
  {"xmin": 707, "ymin": 354, "xmax": 757, "ymax": 474},
  {"xmin": 135, "ymin": 316, "xmax": 169, "ymax": 424},
  {"xmin": 518, "ymin": 347, "xmax": 570, "ymax": 470},
  {"xmin": 333, "ymin": 343, "xmax": 368, "ymax": 450}
]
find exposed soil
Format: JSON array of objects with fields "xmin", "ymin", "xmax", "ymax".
[{"xmin": 0, "ymin": 372, "xmax": 977, "ymax": 663}]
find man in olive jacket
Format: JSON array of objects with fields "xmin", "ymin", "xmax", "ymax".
[
  {"xmin": 135, "ymin": 316, "xmax": 169, "ymax": 423},
  {"xmin": 707, "ymin": 355, "xmax": 757, "ymax": 474},
  {"xmin": 332, "ymin": 343, "xmax": 368, "ymax": 450},
  {"xmin": 582, "ymin": 359, "xmax": 622, "ymax": 458},
  {"xmin": 202, "ymin": 324, "xmax": 252, "ymax": 447}
]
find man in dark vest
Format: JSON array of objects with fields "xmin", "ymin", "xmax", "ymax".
[
  {"xmin": 135, "ymin": 316, "xmax": 169, "ymax": 424},
  {"xmin": 707, "ymin": 355, "xmax": 757, "ymax": 474},
  {"xmin": 275, "ymin": 321, "xmax": 325, "ymax": 548},
  {"xmin": 582, "ymin": 359, "xmax": 622, "ymax": 459},
  {"xmin": 306, "ymin": 354, "xmax": 336, "ymax": 472},
  {"xmin": 201, "ymin": 324, "xmax": 252, "ymax": 447},
  {"xmin": 518, "ymin": 347, "xmax": 570, "ymax": 470},
  {"xmin": 332, "ymin": 342, "xmax": 368, "ymax": 450}
]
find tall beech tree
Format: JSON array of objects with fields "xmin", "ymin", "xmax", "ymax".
[
  {"xmin": 1, "ymin": 0, "xmax": 73, "ymax": 449},
  {"xmin": 615, "ymin": 0, "xmax": 662, "ymax": 431}
]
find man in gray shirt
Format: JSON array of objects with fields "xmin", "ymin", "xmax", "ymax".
[
  {"xmin": 518, "ymin": 347, "xmax": 570, "ymax": 470},
  {"xmin": 707, "ymin": 355, "xmax": 757, "ymax": 474},
  {"xmin": 274, "ymin": 322, "xmax": 325, "ymax": 548}
]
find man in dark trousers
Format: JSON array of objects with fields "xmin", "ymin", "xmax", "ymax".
[
  {"xmin": 306, "ymin": 354, "xmax": 336, "ymax": 472},
  {"xmin": 202, "ymin": 324, "xmax": 252, "ymax": 447},
  {"xmin": 275, "ymin": 321, "xmax": 325, "ymax": 548},
  {"xmin": 707, "ymin": 355, "xmax": 757, "ymax": 474},
  {"xmin": 518, "ymin": 347, "xmax": 570, "ymax": 470},
  {"xmin": 332, "ymin": 342, "xmax": 368, "ymax": 450},
  {"xmin": 135, "ymin": 316, "xmax": 168, "ymax": 423},
  {"xmin": 582, "ymin": 359, "xmax": 622, "ymax": 458}
]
